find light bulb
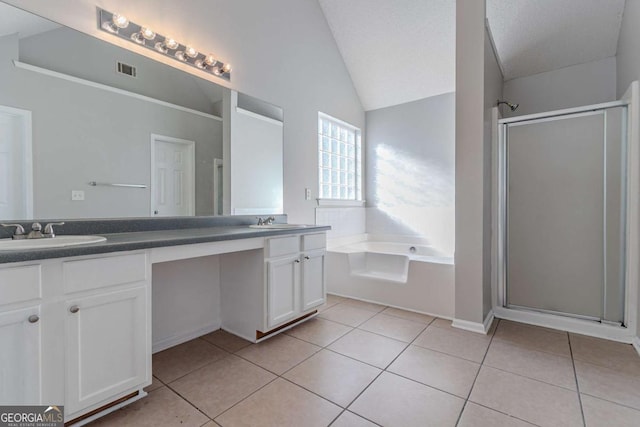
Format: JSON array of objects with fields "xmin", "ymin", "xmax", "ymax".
[
  {"xmin": 204, "ymin": 54, "xmax": 217, "ymax": 66},
  {"xmin": 154, "ymin": 41, "xmax": 168, "ymax": 53},
  {"xmin": 222, "ymin": 63, "xmax": 232, "ymax": 73},
  {"xmin": 211, "ymin": 67, "xmax": 222, "ymax": 76},
  {"xmin": 164, "ymin": 37, "xmax": 179, "ymax": 50},
  {"xmin": 141, "ymin": 27, "xmax": 156, "ymax": 40},
  {"xmin": 185, "ymin": 46, "xmax": 198, "ymax": 58},
  {"xmin": 174, "ymin": 51, "xmax": 187, "ymax": 61},
  {"xmin": 195, "ymin": 59, "xmax": 205, "ymax": 69},
  {"xmin": 112, "ymin": 13, "xmax": 129, "ymax": 29},
  {"xmin": 131, "ymin": 32, "xmax": 145, "ymax": 44}
]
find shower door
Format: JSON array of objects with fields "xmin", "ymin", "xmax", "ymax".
[{"xmin": 503, "ymin": 106, "xmax": 626, "ymax": 324}]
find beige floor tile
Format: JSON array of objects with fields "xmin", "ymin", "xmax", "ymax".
[
  {"xmin": 201, "ymin": 422, "xmax": 220, "ymax": 427},
  {"xmin": 570, "ymin": 333, "xmax": 640, "ymax": 377},
  {"xmin": 318, "ymin": 304, "xmax": 377, "ymax": 327},
  {"xmin": 91, "ymin": 387, "xmax": 208, "ymax": 427},
  {"xmin": 581, "ymin": 394, "xmax": 640, "ymax": 427},
  {"xmin": 457, "ymin": 403, "xmax": 533, "ymax": 427},
  {"xmin": 349, "ymin": 372, "xmax": 464, "ymax": 427},
  {"xmin": 331, "ymin": 411, "xmax": 378, "ymax": 427},
  {"xmin": 235, "ymin": 333, "xmax": 320, "ymax": 375},
  {"xmin": 431, "ymin": 318, "xmax": 496, "ymax": 340},
  {"xmin": 413, "ymin": 325, "xmax": 489, "ymax": 362},
  {"xmin": 341, "ymin": 298, "xmax": 387, "ymax": 313},
  {"xmin": 388, "ymin": 345, "xmax": 480, "ymax": 398},
  {"xmin": 493, "ymin": 321, "xmax": 570, "ymax": 357},
  {"xmin": 283, "ymin": 349, "xmax": 381, "ymax": 407},
  {"xmin": 153, "ymin": 339, "xmax": 228, "ymax": 383},
  {"xmin": 170, "ymin": 355, "xmax": 276, "ymax": 418},
  {"xmin": 381, "ymin": 307, "xmax": 435, "ymax": 325},
  {"xmin": 484, "ymin": 340, "xmax": 576, "ymax": 390},
  {"xmin": 200, "ymin": 330, "xmax": 251, "ymax": 353},
  {"xmin": 575, "ymin": 360, "xmax": 640, "ymax": 410},
  {"xmin": 285, "ymin": 317, "xmax": 352, "ymax": 347},
  {"xmin": 316, "ymin": 294, "xmax": 344, "ymax": 313},
  {"xmin": 328, "ymin": 329, "xmax": 407, "ymax": 368},
  {"xmin": 144, "ymin": 375, "xmax": 163, "ymax": 393},
  {"xmin": 215, "ymin": 378, "xmax": 341, "ymax": 427},
  {"xmin": 469, "ymin": 366, "xmax": 582, "ymax": 427},
  {"xmin": 358, "ymin": 313, "xmax": 426, "ymax": 342}
]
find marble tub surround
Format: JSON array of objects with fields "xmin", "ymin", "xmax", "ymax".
[{"xmin": 0, "ymin": 216, "xmax": 329, "ymax": 263}]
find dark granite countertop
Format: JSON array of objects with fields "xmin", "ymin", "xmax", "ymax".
[{"xmin": 0, "ymin": 224, "xmax": 330, "ymax": 264}]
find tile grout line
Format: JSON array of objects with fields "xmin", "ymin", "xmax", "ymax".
[
  {"xmin": 454, "ymin": 318, "xmax": 499, "ymax": 427},
  {"xmin": 568, "ymin": 333, "xmax": 587, "ymax": 427}
]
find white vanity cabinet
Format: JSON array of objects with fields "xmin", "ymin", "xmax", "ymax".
[
  {"xmin": 221, "ymin": 232, "xmax": 327, "ymax": 341},
  {"xmin": 63, "ymin": 253, "xmax": 151, "ymax": 419},
  {"xmin": 0, "ymin": 251, "xmax": 151, "ymax": 423},
  {"xmin": 0, "ymin": 264, "xmax": 44, "ymax": 405}
]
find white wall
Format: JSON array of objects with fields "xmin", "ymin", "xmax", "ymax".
[
  {"xmin": 455, "ymin": 0, "xmax": 487, "ymax": 325},
  {"xmin": 503, "ymin": 57, "xmax": 617, "ymax": 117},
  {"xmin": 6, "ymin": 0, "xmax": 365, "ymax": 225},
  {"xmin": 315, "ymin": 207, "xmax": 365, "ymax": 239},
  {"xmin": 364, "ymin": 92, "xmax": 455, "ymax": 255}
]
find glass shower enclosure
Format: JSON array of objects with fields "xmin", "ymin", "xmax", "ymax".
[{"xmin": 498, "ymin": 103, "xmax": 628, "ymax": 325}]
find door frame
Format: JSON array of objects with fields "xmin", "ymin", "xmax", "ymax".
[
  {"xmin": 149, "ymin": 134, "xmax": 195, "ymax": 216},
  {"xmin": 0, "ymin": 105, "xmax": 33, "ymax": 219}
]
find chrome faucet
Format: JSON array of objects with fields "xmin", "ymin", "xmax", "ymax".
[
  {"xmin": 1, "ymin": 222, "xmax": 64, "ymax": 240},
  {"xmin": 256, "ymin": 216, "xmax": 276, "ymax": 225}
]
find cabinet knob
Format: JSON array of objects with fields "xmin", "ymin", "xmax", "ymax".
[
  {"xmin": 28, "ymin": 315, "xmax": 39, "ymax": 323},
  {"xmin": 304, "ymin": 256, "xmax": 310, "ymax": 260},
  {"xmin": 69, "ymin": 305, "xmax": 80, "ymax": 313},
  {"xmin": 295, "ymin": 259, "xmax": 301, "ymax": 263}
]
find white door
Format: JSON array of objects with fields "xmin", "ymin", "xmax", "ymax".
[
  {"xmin": 0, "ymin": 106, "xmax": 32, "ymax": 220},
  {"xmin": 0, "ymin": 305, "xmax": 42, "ymax": 404},
  {"xmin": 65, "ymin": 285, "xmax": 148, "ymax": 415},
  {"xmin": 151, "ymin": 135, "xmax": 195, "ymax": 217},
  {"xmin": 267, "ymin": 256, "xmax": 300, "ymax": 328},
  {"xmin": 301, "ymin": 251, "xmax": 326, "ymax": 311}
]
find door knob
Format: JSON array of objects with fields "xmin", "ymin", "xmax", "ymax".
[
  {"xmin": 304, "ymin": 256, "xmax": 310, "ymax": 260},
  {"xmin": 295, "ymin": 259, "xmax": 301, "ymax": 263},
  {"xmin": 69, "ymin": 305, "xmax": 80, "ymax": 313},
  {"xmin": 28, "ymin": 315, "xmax": 39, "ymax": 323}
]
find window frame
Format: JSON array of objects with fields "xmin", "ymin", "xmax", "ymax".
[{"xmin": 317, "ymin": 112, "xmax": 364, "ymax": 206}]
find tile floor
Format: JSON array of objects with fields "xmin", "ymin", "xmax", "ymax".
[{"xmin": 91, "ymin": 295, "xmax": 640, "ymax": 426}]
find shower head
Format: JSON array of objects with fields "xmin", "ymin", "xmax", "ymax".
[{"xmin": 497, "ymin": 99, "xmax": 519, "ymax": 111}]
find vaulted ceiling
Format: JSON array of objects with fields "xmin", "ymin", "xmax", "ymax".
[{"xmin": 319, "ymin": 0, "xmax": 627, "ymax": 111}]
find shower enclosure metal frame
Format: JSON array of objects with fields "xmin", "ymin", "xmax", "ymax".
[{"xmin": 492, "ymin": 82, "xmax": 640, "ymax": 343}]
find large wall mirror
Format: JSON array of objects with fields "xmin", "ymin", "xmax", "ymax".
[{"xmin": 0, "ymin": 1, "xmax": 283, "ymax": 221}]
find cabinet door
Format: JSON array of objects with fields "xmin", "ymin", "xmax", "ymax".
[
  {"xmin": 0, "ymin": 306, "xmax": 42, "ymax": 404},
  {"xmin": 66, "ymin": 285, "xmax": 148, "ymax": 415},
  {"xmin": 266, "ymin": 256, "xmax": 300, "ymax": 328},
  {"xmin": 301, "ymin": 251, "xmax": 326, "ymax": 311}
]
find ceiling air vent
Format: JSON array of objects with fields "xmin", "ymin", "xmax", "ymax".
[{"xmin": 116, "ymin": 61, "xmax": 137, "ymax": 77}]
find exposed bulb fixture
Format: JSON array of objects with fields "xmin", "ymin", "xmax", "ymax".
[
  {"xmin": 98, "ymin": 8, "xmax": 232, "ymax": 81},
  {"xmin": 131, "ymin": 27, "xmax": 155, "ymax": 44}
]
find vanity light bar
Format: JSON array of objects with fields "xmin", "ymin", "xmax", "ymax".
[{"xmin": 97, "ymin": 8, "xmax": 231, "ymax": 81}]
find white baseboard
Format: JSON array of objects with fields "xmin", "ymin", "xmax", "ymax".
[
  {"xmin": 452, "ymin": 310, "xmax": 495, "ymax": 335},
  {"xmin": 152, "ymin": 323, "xmax": 219, "ymax": 353},
  {"xmin": 633, "ymin": 336, "xmax": 640, "ymax": 357}
]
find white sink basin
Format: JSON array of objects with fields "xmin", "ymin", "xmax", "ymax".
[
  {"xmin": 0, "ymin": 235, "xmax": 106, "ymax": 250},
  {"xmin": 249, "ymin": 224, "xmax": 310, "ymax": 229}
]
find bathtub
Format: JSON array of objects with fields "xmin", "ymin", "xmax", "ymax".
[{"xmin": 326, "ymin": 235, "xmax": 455, "ymax": 318}]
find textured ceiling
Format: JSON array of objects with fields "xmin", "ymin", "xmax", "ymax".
[
  {"xmin": 318, "ymin": 0, "xmax": 455, "ymax": 111},
  {"xmin": 487, "ymin": 0, "xmax": 626, "ymax": 80},
  {"xmin": 0, "ymin": 2, "xmax": 60, "ymax": 39}
]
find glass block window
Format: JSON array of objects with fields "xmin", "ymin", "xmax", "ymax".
[{"xmin": 318, "ymin": 113, "xmax": 362, "ymax": 200}]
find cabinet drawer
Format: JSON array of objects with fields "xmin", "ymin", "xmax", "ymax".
[
  {"xmin": 266, "ymin": 236, "xmax": 300, "ymax": 258},
  {"xmin": 302, "ymin": 233, "xmax": 326, "ymax": 251},
  {"xmin": 0, "ymin": 265, "xmax": 41, "ymax": 305},
  {"xmin": 63, "ymin": 253, "xmax": 147, "ymax": 294}
]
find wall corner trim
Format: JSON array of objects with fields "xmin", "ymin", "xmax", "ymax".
[
  {"xmin": 633, "ymin": 337, "xmax": 640, "ymax": 357},
  {"xmin": 452, "ymin": 310, "xmax": 495, "ymax": 335}
]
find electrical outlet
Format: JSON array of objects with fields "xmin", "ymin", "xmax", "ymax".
[
  {"xmin": 71, "ymin": 190, "xmax": 85, "ymax": 201},
  {"xmin": 305, "ymin": 188, "xmax": 311, "ymax": 200}
]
